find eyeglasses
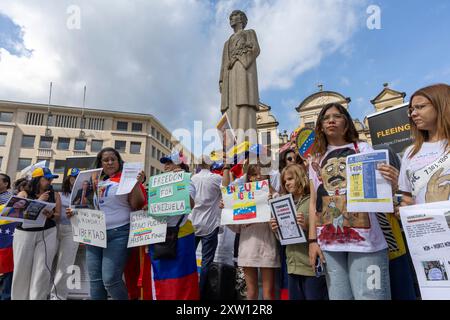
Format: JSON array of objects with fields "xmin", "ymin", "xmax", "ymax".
[
  {"xmin": 408, "ymin": 103, "xmax": 432, "ymax": 117},
  {"xmin": 322, "ymin": 113, "xmax": 345, "ymax": 123}
]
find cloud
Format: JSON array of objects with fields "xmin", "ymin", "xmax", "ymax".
[{"xmin": 0, "ymin": 0, "xmax": 363, "ymax": 147}]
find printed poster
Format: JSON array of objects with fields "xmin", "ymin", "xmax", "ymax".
[
  {"xmin": 346, "ymin": 150, "xmax": 393, "ymax": 213},
  {"xmin": 400, "ymin": 201, "xmax": 450, "ymax": 300},
  {"xmin": 127, "ymin": 210, "xmax": 167, "ymax": 248},
  {"xmin": 71, "ymin": 209, "xmax": 107, "ymax": 248}
]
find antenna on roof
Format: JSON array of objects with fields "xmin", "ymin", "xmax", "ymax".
[{"xmin": 79, "ymin": 85, "xmax": 86, "ymax": 138}]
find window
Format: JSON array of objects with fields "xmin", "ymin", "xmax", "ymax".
[
  {"xmin": 116, "ymin": 121, "xmax": 128, "ymax": 131},
  {"xmin": 54, "ymin": 115, "xmax": 77, "ymax": 128},
  {"xmin": 152, "ymin": 146, "xmax": 156, "ymax": 158},
  {"xmin": 37, "ymin": 159, "xmax": 50, "ymax": 168},
  {"xmin": 0, "ymin": 157, "xmax": 3, "ymax": 169},
  {"xmin": 57, "ymin": 137, "xmax": 70, "ymax": 150},
  {"xmin": 0, "ymin": 133, "xmax": 6, "ymax": 146},
  {"xmin": 26, "ymin": 113, "xmax": 45, "ymax": 126},
  {"xmin": 130, "ymin": 142, "xmax": 141, "ymax": 154},
  {"xmin": 0, "ymin": 112, "xmax": 13, "ymax": 122},
  {"xmin": 150, "ymin": 166, "xmax": 155, "ymax": 176},
  {"xmin": 17, "ymin": 158, "xmax": 32, "ymax": 171},
  {"xmin": 87, "ymin": 118, "xmax": 104, "ymax": 130},
  {"xmin": 74, "ymin": 139, "xmax": 87, "ymax": 151},
  {"xmin": 156, "ymin": 131, "xmax": 160, "ymax": 141},
  {"xmin": 39, "ymin": 136, "xmax": 53, "ymax": 149},
  {"xmin": 157, "ymin": 149, "xmax": 161, "ymax": 160},
  {"xmin": 91, "ymin": 140, "xmax": 103, "ymax": 153},
  {"xmin": 305, "ymin": 122, "xmax": 315, "ymax": 129},
  {"xmin": 115, "ymin": 141, "xmax": 126, "ymax": 152},
  {"xmin": 132, "ymin": 123, "xmax": 142, "ymax": 132},
  {"xmin": 21, "ymin": 135, "xmax": 35, "ymax": 148},
  {"xmin": 262, "ymin": 132, "xmax": 271, "ymax": 146},
  {"xmin": 54, "ymin": 160, "xmax": 66, "ymax": 174},
  {"xmin": 151, "ymin": 127, "xmax": 155, "ymax": 137}
]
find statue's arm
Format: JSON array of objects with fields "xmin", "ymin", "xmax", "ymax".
[
  {"xmin": 241, "ymin": 29, "xmax": 260, "ymax": 70},
  {"xmin": 219, "ymin": 42, "xmax": 227, "ymax": 92}
]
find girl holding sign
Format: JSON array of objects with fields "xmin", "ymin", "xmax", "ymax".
[
  {"xmin": 224, "ymin": 164, "xmax": 280, "ymax": 300},
  {"xmin": 307, "ymin": 103, "xmax": 399, "ymax": 300},
  {"xmin": 11, "ymin": 167, "xmax": 61, "ymax": 300},
  {"xmin": 67, "ymin": 148, "xmax": 146, "ymax": 300},
  {"xmin": 399, "ymin": 84, "xmax": 450, "ymax": 206},
  {"xmin": 270, "ymin": 164, "xmax": 328, "ymax": 300}
]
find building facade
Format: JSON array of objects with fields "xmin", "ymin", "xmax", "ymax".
[
  {"xmin": 293, "ymin": 83, "xmax": 407, "ymax": 145},
  {"xmin": 0, "ymin": 100, "xmax": 193, "ymax": 189}
]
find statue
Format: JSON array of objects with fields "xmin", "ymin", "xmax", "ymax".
[{"xmin": 219, "ymin": 10, "xmax": 260, "ymax": 141}]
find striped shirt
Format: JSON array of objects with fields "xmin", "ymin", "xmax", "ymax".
[{"xmin": 0, "ymin": 190, "xmax": 12, "ymax": 205}]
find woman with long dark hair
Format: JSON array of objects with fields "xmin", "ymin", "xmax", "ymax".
[
  {"xmin": 67, "ymin": 148, "xmax": 146, "ymax": 300},
  {"xmin": 11, "ymin": 167, "xmax": 61, "ymax": 300},
  {"xmin": 307, "ymin": 103, "xmax": 398, "ymax": 300}
]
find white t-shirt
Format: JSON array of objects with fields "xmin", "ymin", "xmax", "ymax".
[
  {"xmin": 190, "ymin": 169, "xmax": 223, "ymax": 237},
  {"xmin": 97, "ymin": 175, "xmax": 132, "ymax": 230},
  {"xmin": 308, "ymin": 142, "xmax": 387, "ymax": 253},
  {"xmin": 399, "ymin": 141, "xmax": 450, "ymax": 205}
]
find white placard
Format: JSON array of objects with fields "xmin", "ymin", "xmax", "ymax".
[
  {"xmin": 116, "ymin": 162, "xmax": 144, "ymax": 195},
  {"xmin": 346, "ymin": 150, "xmax": 393, "ymax": 213},
  {"xmin": 0, "ymin": 196, "xmax": 54, "ymax": 228},
  {"xmin": 221, "ymin": 180, "xmax": 271, "ymax": 225},
  {"xmin": 400, "ymin": 201, "xmax": 450, "ymax": 300},
  {"xmin": 127, "ymin": 210, "xmax": 167, "ymax": 248},
  {"xmin": 71, "ymin": 209, "xmax": 107, "ymax": 248},
  {"xmin": 269, "ymin": 194, "xmax": 306, "ymax": 245},
  {"xmin": 70, "ymin": 168, "xmax": 103, "ymax": 210}
]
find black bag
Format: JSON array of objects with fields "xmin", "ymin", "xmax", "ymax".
[{"xmin": 152, "ymin": 216, "xmax": 184, "ymax": 260}]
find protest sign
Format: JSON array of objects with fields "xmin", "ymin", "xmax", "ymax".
[
  {"xmin": 71, "ymin": 209, "xmax": 107, "ymax": 248},
  {"xmin": 346, "ymin": 150, "xmax": 393, "ymax": 213},
  {"xmin": 221, "ymin": 179, "xmax": 271, "ymax": 225},
  {"xmin": 127, "ymin": 210, "xmax": 167, "ymax": 248},
  {"xmin": 400, "ymin": 201, "xmax": 450, "ymax": 300},
  {"xmin": 269, "ymin": 194, "xmax": 306, "ymax": 245},
  {"xmin": 70, "ymin": 168, "xmax": 103, "ymax": 210},
  {"xmin": 0, "ymin": 196, "xmax": 54, "ymax": 227},
  {"xmin": 148, "ymin": 171, "xmax": 192, "ymax": 217},
  {"xmin": 117, "ymin": 162, "xmax": 144, "ymax": 195},
  {"xmin": 63, "ymin": 156, "xmax": 97, "ymax": 181},
  {"xmin": 367, "ymin": 103, "xmax": 412, "ymax": 156}
]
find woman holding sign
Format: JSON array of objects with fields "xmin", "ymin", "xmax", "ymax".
[
  {"xmin": 68, "ymin": 148, "xmax": 146, "ymax": 300},
  {"xmin": 224, "ymin": 164, "xmax": 280, "ymax": 300},
  {"xmin": 11, "ymin": 167, "xmax": 61, "ymax": 300},
  {"xmin": 399, "ymin": 84, "xmax": 450, "ymax": 206},
  {"xmin": 270, "ymin": 164, "xmax": 328, "ymax": 300},
  {"xmin": 307, "ymin": 103, "xmax": 399, "ymax": 300}
]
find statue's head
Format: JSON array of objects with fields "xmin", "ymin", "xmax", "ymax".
[{"xmin": 229, "ymin": 10, "xmax": 248, "ymax": 29}]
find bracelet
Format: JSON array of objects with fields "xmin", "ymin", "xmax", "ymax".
[{"xmin": 308, "ymin": 239, "xmax": 318, "ymax": 244}]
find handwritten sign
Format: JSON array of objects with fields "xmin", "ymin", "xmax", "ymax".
[
  {"xmin": 127, "ymin": 210, "xmax": 167, "ymax": 248},
  {"xmin": 71, "ymin": 209, "xmax": 107, "ymax": 248},
  {"xmin": 148, "ymin": 172, "xmax": 191, "ymax": 217},
  {"xmin": 221, "ymin": 180, "xmax": 271, "ymax": 225}
]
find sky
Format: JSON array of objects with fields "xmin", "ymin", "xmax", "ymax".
[{"xmin": 0, "ymin": 0, "xmax": 449, "ymax": 155}]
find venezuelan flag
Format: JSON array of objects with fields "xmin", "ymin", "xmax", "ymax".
[
  {"xmin": 0, "ymin": 217, "xmax": 19, "ymax": 274},
  {"xmin": 148, "ymin": 220, "xmax": 199, "ymax": 300}
]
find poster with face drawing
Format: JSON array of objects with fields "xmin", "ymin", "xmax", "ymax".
[{"xmin": 315, "ymin": 147, "xmax": 370, "ymax": 246}]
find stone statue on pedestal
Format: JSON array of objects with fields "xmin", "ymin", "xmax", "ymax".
[{"xmin": 219, "ymin": 10, "xmax": 260, "ymax": 140}]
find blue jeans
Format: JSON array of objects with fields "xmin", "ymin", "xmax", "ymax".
[
  {"xmin": 0, "ymin": 272, "xmax": 13, "ymax": 300},
  {"xmin": 195, "ymin": 227, "xmax": 219, "ymax": 299},
  {"xmin": 288, "ymin": 274, "xmax": 329, "ymax": 300},
  {"xmin": 323, "ymin": 249, "xmax": 391, "ymax": 300},
  {"xmin": 86, "ymin": 224, "xmax": 130, "ymax": 300}
]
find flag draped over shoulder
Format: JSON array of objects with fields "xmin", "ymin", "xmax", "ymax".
[
  {"xmin": 0, "ymin": 213, "xmax": 19, "ymax": 274},
  {"xmin": 148, "ymin": 220, "xmax": 199, "ymax": 300}
]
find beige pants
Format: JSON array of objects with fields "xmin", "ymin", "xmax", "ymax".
[
  {"xmin": 51, "ymin": 224, "xmax": 79, "ymax": 300},
  {"xmin": 11, "ymin": 227, "xmax": 57, "ymax": 300}
]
